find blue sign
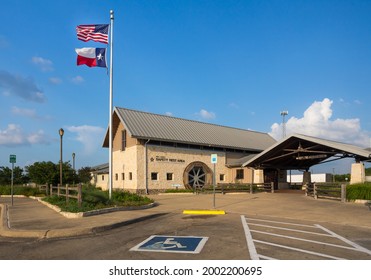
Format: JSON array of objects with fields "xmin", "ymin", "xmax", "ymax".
[
  {"xmin": 130, "ymin": 235, "xmax": 209, "ymax": 254},
  {"xmin": 211, "ymin": 154, "xmax": 217, "ymax": 164}
]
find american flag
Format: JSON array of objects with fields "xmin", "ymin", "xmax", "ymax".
[{"xmin": 76, "ymin": 24, "xmax": 109, "ymax": 44}]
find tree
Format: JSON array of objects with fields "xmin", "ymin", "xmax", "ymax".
[
  {"xmin": 78, "ymin": 166, "xmax": 93, "ymax": 184},
  {"xmin": 0, "ymin": 166, "xmax": 28, "ymax": 185},
  {"xmin": 26, "ymin": 161, "xmax": 75, "ymax": 185}
]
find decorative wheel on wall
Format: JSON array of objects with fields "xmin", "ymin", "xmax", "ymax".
[
  {"xmin": 183, "ymin": 161, "xmax": 212, "ymax": 190},
  {"xmin": 188, "ymin": 166, "xmax": 206, "ymax": 189}
]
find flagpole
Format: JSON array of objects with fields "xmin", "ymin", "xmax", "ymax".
[{"xmin": 109, "ymin": 10, "xmax": 114, "ymax": 199}]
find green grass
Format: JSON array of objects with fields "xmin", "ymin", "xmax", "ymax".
[
  {"xmin": 42, "ymin": 186, "xmax": 154, "ymax": 213},
  {"xmin": 0, "ymin": 185, "xmax": 45, "ymax": 197},
  {"xmin": 347, "ymin": 182, "xmax": 371, "ymax": 201}
]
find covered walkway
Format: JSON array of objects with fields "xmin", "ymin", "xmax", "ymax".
[{"xmin": 243, "ymin": 134, "xmax": 371, "ymax": 185}]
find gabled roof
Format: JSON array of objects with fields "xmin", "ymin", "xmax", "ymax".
[
  {"xmin": 243, "ymin": 133, "xmax": 371, "ymax": 170},
  {"xmin": 104, "ymin": 107, "xmax": 276, "ymax": 152}
]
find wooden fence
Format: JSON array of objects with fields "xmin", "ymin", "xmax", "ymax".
[
  {"xmin": 305, "ymin": 182, "xmax": 347, "ymax": 202},
  {"xmin": 49, "ymin": 183, "xmax": 82, "ymax": 207},
  {"xmin": 198, "ymin": 183, "xmax": 275, "ymax": 194}
]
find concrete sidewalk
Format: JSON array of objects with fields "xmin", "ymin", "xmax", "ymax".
[{"xmin": 1, "ymin": 191, "xmax": 370, "ymax": 239}]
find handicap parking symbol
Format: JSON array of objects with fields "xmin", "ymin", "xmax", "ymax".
[{"xmin": 130, "ymin": 235, "xmax": 209, "ymax": 254}]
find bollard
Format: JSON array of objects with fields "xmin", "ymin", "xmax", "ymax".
[
  {"xmin": 313, "ymin": 183, "xmax": 318, "ymax": 199},
  {"xmin": 341, "ymin": 184, "xmax": 346, "ymax": 203}
]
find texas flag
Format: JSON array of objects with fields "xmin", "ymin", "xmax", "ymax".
[{"xmin": 75, "ymin": 47, "xmax": 107, "ymax": 68}]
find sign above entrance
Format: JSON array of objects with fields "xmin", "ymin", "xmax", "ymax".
[
  {"xmin": 211, "ymin": 154, "xmax": 217, "ymax": 164},
  {"xmin": 130, "ymin": 235, "xmax": 209, "ymax": 254}
]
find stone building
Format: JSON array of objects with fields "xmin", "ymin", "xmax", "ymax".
[{"xmin": 97, "ymin": 107, "xmax": 276, "ymax": 193}]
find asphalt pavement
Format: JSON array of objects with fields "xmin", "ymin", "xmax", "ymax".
[{"xmin": 1, "ymin": 190, "xmax": 370, "ymax": 239}]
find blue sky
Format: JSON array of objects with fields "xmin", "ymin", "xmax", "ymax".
[{"xmin": 0, "ymin": 0, "xmax": 370, "ymax": 174}]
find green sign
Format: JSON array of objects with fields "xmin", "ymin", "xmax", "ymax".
[{"xmin": 9, "ymin": 154, "xmax": 16, "ymax": 163}]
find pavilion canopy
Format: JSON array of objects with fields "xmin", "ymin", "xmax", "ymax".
[{"xmin": 242, "ymin": 134, "xmax": 371, "ymax": 171}]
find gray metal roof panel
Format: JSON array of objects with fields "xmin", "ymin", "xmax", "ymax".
[
  {"xmin": 243, "ymin": 133, "xmax": 371, "ymax": 168},
  {"xmin": 115, "ymin": 107, "xmax": 276, "ymax": 151}
]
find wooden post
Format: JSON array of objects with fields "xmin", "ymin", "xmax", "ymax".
[
  {"xmin": 66, "ymin": 184, "xmax": 69, "ymax": 204},
  {"xmin": 57, "ymin": 184, "xmax": 60, "ymax": 197},
  {"xmin": 341, "ymin": 184, "xmax": 346, "ymax": 203},
  {"xmin": 314, "ymin": 183, "xmax": 318, "ymax": 199},
  {"xmin": 271, "ymin": 182, "xmax": 274, "ymax": 193},
  {"xmin": 250, "ymin": 184, "xmax": 253, "ymax": 194},
  {"xmin": 50, "ymin": 184, "xmax": 53, "ymax": 196},
  {"xmin": 78, "ymin": 183, "xmax": 82, "ymax": 208}
]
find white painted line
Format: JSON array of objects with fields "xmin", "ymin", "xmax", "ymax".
[
  {"xmin": 246, "ymin": 217, "xmax": 317, "ymax": 228},
  {"xmin": 253, "ymin": 239, "xmax": 346, "ymax": 260},
  {"xmin": 247, "ymin": 222, "xmax": 334, "ymax": 237},
  {"xmin": 241, "ymin": 215, "xmax": 259, "ymax": 260},
  {"xmin": 315, "ymin": 224, "xmax": 371, "ymax": 256},
  {"xmin": 258, "ymin": 254, "xmax": 277, "ymax": 260},
  {"xmin": 250, "ymin": 229, "xmax": 361, "ymax": 252}
]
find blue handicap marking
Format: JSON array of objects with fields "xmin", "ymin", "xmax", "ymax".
[{"xmin": 130, "ymin": 235, "xmax": 209, "ymax": 254}]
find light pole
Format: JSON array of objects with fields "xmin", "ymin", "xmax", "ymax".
[
  {"xmin": 72, "ymin": 152, "xmax": 76, "ymax": 185},
  {"xmin": 59, "ymin": 128, "xmax": 64, "ymax": 187},
  {"xmin": 280, "ymin": 111, "xmax": 288, "ymax": 138}
]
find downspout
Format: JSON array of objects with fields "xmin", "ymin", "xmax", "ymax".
[{"xmin": 144, "ymin": 139, "xmax": 150, "ymax": 195}]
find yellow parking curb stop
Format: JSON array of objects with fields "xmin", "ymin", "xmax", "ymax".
[{"xmin": 182, "ymin": 209, "xmax": 226, "ymax": 215}]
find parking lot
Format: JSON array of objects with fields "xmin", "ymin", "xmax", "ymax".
[{"xmin": 1, "ymin": 191, "xmax": 371, "ymax": 260}]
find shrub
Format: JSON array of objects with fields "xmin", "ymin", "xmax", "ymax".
[
  {"xmin": 347, "ymin": 183, "xmax": 371, "ymax": 201},
  {"xmin": 42, "ymin": 186, "xmax": 153, "ymax": 212},
  {"xmin": 0, "ymin": 185, "xmax": 44, "ymax": 197}
]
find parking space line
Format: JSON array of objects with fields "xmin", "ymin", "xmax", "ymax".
[
  {"xmin": 240, "ymin": 215, "xmax": 259, "ymax": 260},
  {"xmin": 254, "ymin": 239, "xmax": 346, "ymax": 260},
  {"xmin": 247, "ymin": 222, "xmax": 334, "ymax": 237},
  {"xmin": 247, "ymin": 217, "xmax": 317, "ymax": 228},
  {"xmin": 250, "ymin": 229, "xmax": 361, "ymax": 252},
  {"xmin": 315, "ymin": 224, "xmax": 371, "ymax": 256},
  {"xmin": 241, "ymin": 216, "xmax": 371, "ymax": 260},
  {"xmin": 258, "ymin": 254, "xmax": 277, "ymax": 260}
]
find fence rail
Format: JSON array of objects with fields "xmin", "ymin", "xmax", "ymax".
[
  {"xmin": 305, "ymin": 183, "xmax": 347, "ymax": 202},
  {"xmin": 49, "ymin": 183, "xmax": 82, "ymax": 207},
  {"xmin": 198, "ymin": 183, "xmax": 275, "ymax": 194}
]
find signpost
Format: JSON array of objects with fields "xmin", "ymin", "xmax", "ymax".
[
  {"xmin": 9, "ymin": 155, "xmax": 16, "ymax": 206},
  {"xmin": 211, "ymin": 154, "xmax": 217, "ymax": 209}
]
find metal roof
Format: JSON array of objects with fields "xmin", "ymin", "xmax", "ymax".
[
  {"xmin": 106, "ymin": 107, "xmax": 276, "ymax": 152},
  {"xmin": 243, "ymin": 133, "xmax": 371, "ymax": 170}
]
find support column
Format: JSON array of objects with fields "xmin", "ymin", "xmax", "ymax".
[
  {"xmin": 302, "ymin": 171, "xmax": 311, "ymax": 189},
  {"xmin": 253, "ymin": 169, "xmax": 264, "ymax": 184},
  {"xmin": 350, "ymin": 162, "xmax": 365, "ymax": 184}
]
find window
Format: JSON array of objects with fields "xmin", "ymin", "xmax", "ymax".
[
  {"xmin": 115, "ymin": 173, "xmax": 118, "ymax": 181},
  {"xmin": 236, "ymin": 169, "xmax": 244, "ymax": 180},
  {"xmin": 102, "ymin": 175, "xmax": 105, "ymax": 181},
  {"xmin": 220, "ymin": 174, "xmax": 225, "ymax": 181},
  {"xmin": 151, "ymin": 172, "xmax": 158, "ymax": 180},
  {"xmin": 167, "ymin": 173, "xmax": 173, "ymax": 181},
  {"xmin": 129, "ymin": 172, "xmax": 133, "ymax": 180},
  {"xmin": 122, "ymin": 173, "xmax": 125, "ymax": 180},
  {"xmin": 122, "ymin": 130, "xmax": 127, "ymax": 151}
]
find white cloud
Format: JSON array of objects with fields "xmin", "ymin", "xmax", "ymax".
[
  {"xmin": 72, "ymin": 76, "xmax": 84, "ymax": 84},
  {"xmin": 11, "ymin": 106, "xmax": 51, "ymax": 121},
  {"xmin": 49, "ymin": 77, "xmax": 62, "ymax": 84},
  {"xmin": 0, "ymin": 70, "xmax": 46, "ymax": 103},
  {"xmin": 66, "ymin": 125, "xmax": 105, "ymax": 155},
  {"xmin": 270, "ymin": 98, "xmax": 370, "ymax": 147},
  {"xmin": 31, "ymin": 56, "xmax": 54, "ymax": 72},
  {"xmin": 165, "ymin": 112, "xmax": 173, "ymax": 116},
  {"xmin": 0, "ymin": 124, "xmax": 51, "ymax": 146},
  {"xmin": 197, "ymin": 109, "xmax": 216, "ymax": 120}
]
